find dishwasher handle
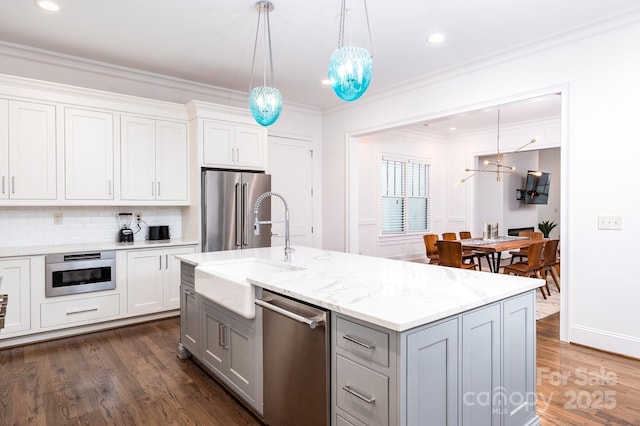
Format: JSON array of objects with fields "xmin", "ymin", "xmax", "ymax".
[{"xmin": 255, "ymin": 298, "xmax": 324, "ymax": 329}]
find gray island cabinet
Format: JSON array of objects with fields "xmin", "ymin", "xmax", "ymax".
[
  {"xmin": 333, "ymin": 291, "xmax": 537, "ymax": 426},
  {"xmin": 177, "ymin": 246, "xmax": 542, "ymax": 426}
]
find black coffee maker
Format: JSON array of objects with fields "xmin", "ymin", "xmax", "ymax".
[{"xmin": 117, "ymin": 213, "xmax": 134, "ymax": 243}]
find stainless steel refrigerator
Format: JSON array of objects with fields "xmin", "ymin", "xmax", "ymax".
[{"xmin": 202, "ymin": 169, "xmax": 271, "ymax": 252}]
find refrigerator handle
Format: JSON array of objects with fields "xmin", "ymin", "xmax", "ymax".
[
  {"xmin": 235, "ymin": 183, "xmax": 242, "ymax": 247},
  {"xmin": 242, "ymin": 183, "xmax": 248, "ymax": 246}
]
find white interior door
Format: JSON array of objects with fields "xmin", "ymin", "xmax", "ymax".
[{"xmin": 268, "ymin": 136, "xmax": 314, "ymax": 247}]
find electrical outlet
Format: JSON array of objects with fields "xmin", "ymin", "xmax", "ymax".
[
  {"xmin": 598, "ymin": 215, "xmax": 622, "ymax": 230},
  {"xmin": 134, "ymin": 212, "xmax": 142, "ymax": 223},
  {"xmin": 53, "ymin": 212, "xmax": 63, "ymax": 225}
]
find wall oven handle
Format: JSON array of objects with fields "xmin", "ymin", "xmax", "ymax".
[
  {"xmin": 255, "ymin": 299, "xmax": 324, "ymax": 329},
  {"xmin": 66, "ymin": 306, "xmax": 98, "ymax": 315}
]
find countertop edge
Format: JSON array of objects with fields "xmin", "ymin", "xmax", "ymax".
[{"xmin": 0, "ymin": 239, "xmax": 200, "ymax": 258}]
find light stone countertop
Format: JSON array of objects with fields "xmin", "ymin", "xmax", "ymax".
[
  {"xmin": 0, "ymin": 238, "xmax": 200, "ymax": 258},
  {"xmin": 177, "ymin": 245, "xmax": 544, "ymax": 332}
]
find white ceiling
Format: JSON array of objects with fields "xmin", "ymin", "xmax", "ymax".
[{"xmin": 0, "ymin": 0, "xmax": 637, "ymax": 124}]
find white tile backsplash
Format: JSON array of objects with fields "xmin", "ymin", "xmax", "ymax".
[{"xmin": 0, "ymin": 206, "xmax": 183, "ymax": 248}]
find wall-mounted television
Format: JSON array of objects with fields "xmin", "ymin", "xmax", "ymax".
[{"xmin": 520, "ymin": 171, "xmax": 551, "ymax": 204}]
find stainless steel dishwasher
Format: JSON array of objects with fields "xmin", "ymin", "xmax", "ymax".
[{"xmin": 255, "ymin": 289, "xmax": 330, "ymax": 426}]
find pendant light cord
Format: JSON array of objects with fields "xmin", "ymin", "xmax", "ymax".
[
  {"xmin": 249, "ymin": 2, "xmax": 275, "ymax": 90},
  {"xmin": 337, "ymin": 0, "xmax": 373, "ymax": 57}
]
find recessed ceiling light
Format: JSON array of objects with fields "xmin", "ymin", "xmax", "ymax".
[
  {"xmin": 427, "ymin": 33, "xmax": 445, "ymax": 44},
  {"xmin": 35, "ymin": 0, "xmax": 60, "ymax": 12},
  {"xmin": 449, "ymin": 126, "xmax": 457, "ymax": 131},
  {"xmin": 321, "ymin": 79, "xmax": 331, "ymax": 85}
]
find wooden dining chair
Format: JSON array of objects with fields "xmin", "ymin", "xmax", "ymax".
[
  {"xmin": 423, "ymin": 234, "xmax": 440, "ymax": 264},
  {"xmin": 442, "ymin": 232, "xmax": 476, "ymax": 265},
  {"xmin": 502, "ymin": 241, "xmax": 547, "ymax": 298},
  {"xmin": 459, "ymin": 231, "xmax": 493, "ymax": 272},
  {"xmin": 436, "ymin": 240, "xmax": 476, "ymax": 270},
  {"xmin": 540, "ymin": 239, "xmax": 560, "ymax": 292},
  {"xmin": 509, "ymin": 231, "xmax": 543, "ymax": 264}
]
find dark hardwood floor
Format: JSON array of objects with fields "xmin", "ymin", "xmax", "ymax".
[
  {"xmin": 0, "ymin": 319, "xmax": 261, "ymax": 425},
  {"xmin": 1, "ymin": 313, "xmax": 639, "ymax": 425}
]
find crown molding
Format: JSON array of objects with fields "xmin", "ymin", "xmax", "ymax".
[{"xmin": 0, "ymin": 40, "xmax": 320, "ymax": 116}]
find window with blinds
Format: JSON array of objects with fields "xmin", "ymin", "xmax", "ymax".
[{"xmin": 381, "ymin": 158, "xmax": 430, "ymax": 234}]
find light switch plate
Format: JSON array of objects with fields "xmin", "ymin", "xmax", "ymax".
[{"xmin": 598, "ymin": 215, "xmax": 622, "ymax": 230}]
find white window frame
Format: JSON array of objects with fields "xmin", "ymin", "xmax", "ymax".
[{"xmin": 380, "ymin": 154, "xmax": 432, "ymax": 236}]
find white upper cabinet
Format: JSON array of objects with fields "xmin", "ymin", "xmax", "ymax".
[
  {"xmin": 203, "ymin": 120, "xmax": 265, "ymax": 170},
  {"xmin": 1, "ymin": 100, "xmax": 57, "ymax": 200},
  {"xmin": 120, "ymin": 115, "xmax": 188, "ymax": 202},
  {"xmin": 156, "ymin": 120, "xmax": 189, "ymax": 202},
  {"xmin": 64, "ymin": 107, "xmax": 114, "ymax": 200}
]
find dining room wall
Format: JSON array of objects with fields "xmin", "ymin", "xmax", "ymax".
[{"xmin": 323, "ymin": 12, "xmax": 640, "ymax": 358}]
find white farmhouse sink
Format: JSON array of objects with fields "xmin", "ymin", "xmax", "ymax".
[{"xmin": 195, "ymin": 258, "xmax": 303, "ymax": 319}]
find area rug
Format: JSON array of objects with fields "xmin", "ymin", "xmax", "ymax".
[{"xmin": 536, "ymin": 275, "xmax": 560, "ymax": 320}]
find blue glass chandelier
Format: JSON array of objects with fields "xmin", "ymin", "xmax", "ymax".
[
  {"xmin": 249, "ymin": 1, "xmax": 282, "ymax": 126},
  {"xmin": 328, "ymin": 0, "xmax": 373, "ymax": 102}
]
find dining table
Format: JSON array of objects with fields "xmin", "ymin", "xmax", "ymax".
[{"xmin": 461, "ymin": 236, "xmax": 534, "ymax": 273}]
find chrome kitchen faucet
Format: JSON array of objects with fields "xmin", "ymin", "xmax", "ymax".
[{"xmin": 253, "ymin": 192, "xmax": 294, "ymax": 261}]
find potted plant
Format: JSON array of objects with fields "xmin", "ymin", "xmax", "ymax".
[{"xmin": 538, "ymin": 220, "xmax": 557, "ymax": 238}]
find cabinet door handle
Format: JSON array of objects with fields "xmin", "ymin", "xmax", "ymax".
[
  {"xmin": 236, "ymin": 148, "xmax": 240, "ymax": 163},
  {"xmin": 343, "ymin": 334, "xmax": 375, "ymax": 349},
  {"xmin": 1, "ymin": 176, "xmax": 5, "ymax": 194},
  {"xmin": 165, "ymin": 254, "xmax": 168, "ymax": 269},
  {"xmin": 157, "ymin": 181, "xmax": 161, "ymax": 197},
  {"xmin": 231, "ymin": 147, "xmax": 235, "ymax": 162},
  {"xmin": 108, "ymin": 179, "xmax": 112, "ymax": 196},
  {"xmin": 223, "ymin": 324, "xmax": 230, "ymax": 349},
  {"xmin": 342, "ymin": 385, "xmax": 376, "ymax": 404},
  {"xmin": 159, "ymin": 255, "xmax": 162, "ymax": 270},
  {"xmin": 219, "ymin": 323, "xmax": 224, "ymax": 347},
  {"xmin": 183, "ymin": 287, "xmax": 194, "ymax": 296},
  {"xmin": 151, "ymin": 181, "xmax": 155, "ymax": 196},
  {"xmin": 11, "ymin": 176, "xmax": 15, "ymax": 194}
]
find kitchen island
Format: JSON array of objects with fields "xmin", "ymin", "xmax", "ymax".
[{"xmin": 177, "ymin": 246, "xmax": 543, "ymax": 426}]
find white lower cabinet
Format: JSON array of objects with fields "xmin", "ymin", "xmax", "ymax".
[
  {"xmin": 40, "ymin": 294, "xmax": 119, "ymax": 328},
  {"xmin": 201, "ymin": 298, "xmax": 257, "ymax": 408},
  {"xmin": 333, "ymin": 290, "xmax": 539, "ymax": 426},
  {"xmin": 127, "ymin": 246, "xmax": 196, "ymax": 315},
  {"xmin": 0, "ymin": 258, "xmax": 31, "ymax": 336}
]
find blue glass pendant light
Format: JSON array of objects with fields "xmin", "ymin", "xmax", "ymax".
[
  {"xmin": 249, "ymin": 1, "xmax": 282, "ymax": 126},
  {"xmin": 328, "ymin": 0, "xmax": 374, "ymax": 102}
]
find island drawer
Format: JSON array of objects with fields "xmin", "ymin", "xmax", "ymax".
[
  {"xmin": 336, "ymin": 354, "xmax": 389, "ymax": 426},
  {"xmin": 40, "ymin": 294, "xmax": 120, "ymax": 328},
  {"xmin": 337, "ymin": 317, "xmax": 389, "ymax": 367}
]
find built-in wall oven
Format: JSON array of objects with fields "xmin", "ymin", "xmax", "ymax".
[{"xmin": 45, "ymin": 251, "xmax": 116, "ymax": 297}]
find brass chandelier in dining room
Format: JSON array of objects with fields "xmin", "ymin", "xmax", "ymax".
[{"xmin": 456, "ymin": 109, "xmax": 538, "ymax": 185}]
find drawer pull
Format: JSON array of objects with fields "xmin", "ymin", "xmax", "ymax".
[
  {"xmin": 343, "ymin": 334, "xmax": 375, "ymax": 349},
  {"xmin": 342, "ymin": 385, "xmax": 376, "ymax": 404},
  {"xmin": 66, "ymin": 306, "xmax": 99, "ymax": 315}
]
